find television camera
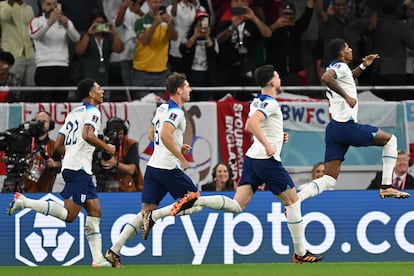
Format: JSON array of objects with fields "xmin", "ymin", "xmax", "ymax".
[
  {"xmin": 92, "ymin": 130, "xmax": 120, "ymax": 192},
  {"xmin": 0, "ymin": 121, "xmax": 46, "ymax": 193}
]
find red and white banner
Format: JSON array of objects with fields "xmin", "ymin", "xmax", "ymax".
[{"xmin": 217, "ymin": 96, "xmax": 251, "ymax": 183}]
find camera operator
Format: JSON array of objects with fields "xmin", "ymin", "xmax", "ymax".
[
  {"xmin": 93, "ymin": 117, "xmax": 143, "ymax": 192},
  {"xmin": 21, "ymin": 110, "xmax": 62, "ymax": 193}
]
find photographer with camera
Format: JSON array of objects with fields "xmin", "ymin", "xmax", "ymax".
[
  {"xmin": 21, "ymin": 111, "xmax": 62, "ymax": 193},
  {"xmin": 93, "ymin": 117, "xmax": 143, "ymax": 192}
]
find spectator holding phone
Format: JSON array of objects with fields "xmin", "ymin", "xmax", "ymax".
[
  {"xmin": 74, "ymin": 12, "xmax": 124, "ymax": 89},
  {"xmin": 130, "ymin": 0, "xmax": 178, "ymax": 100},
  {"xmin": 167, "ymin": 0, "xmax": 205, "ymax": 73},
  {"xmin": 29, "ymin": 0, "xmax": 81, "ymax": 102},
  {"xmin": 179, "ymin": 10, "xmax": 218, "ymax": 101}
]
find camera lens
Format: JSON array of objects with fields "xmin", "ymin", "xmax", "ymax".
[{"xmin": 101, "ymin": 151, "xmax": 112, "ymax": 161}]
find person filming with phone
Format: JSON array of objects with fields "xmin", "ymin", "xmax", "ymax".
[
  {"xmin": 29, "ymin": 0, "xmax": 81, "ymax": 102},
  {"xmin": 130, "ymin": 0, "xmax": 178, "ymax": 100},
  {"xmin": 74, "ymin": 12, "xmax": 124, "ymax": 89},
  {"xmin": 179, "ymin": 10, "xmax": 218, "ymax": 101}
]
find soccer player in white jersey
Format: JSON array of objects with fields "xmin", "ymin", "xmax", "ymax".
[
  {"xmin": 7, "ymin": 79, "xmax": 116, "ymax": 267},
  {"xmin": 171, "ymin": 65, "xmax": 323, "ymax": 264},
  {"xmin": 298, "ymin": 38, "xmax": 410, "ymax": 201},
  {"xmin": 105, "ymin": 72, "xmax": 242, "ymax": 268}
]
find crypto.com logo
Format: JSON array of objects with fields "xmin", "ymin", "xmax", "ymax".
[{"xmin": 15, "ymin": 194, "xmax": 85, "ymax": 266}]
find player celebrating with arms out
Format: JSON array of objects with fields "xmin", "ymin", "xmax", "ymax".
[{"xmin": 299, "ymin": 38, "xmax": 410, "ymax": 202}]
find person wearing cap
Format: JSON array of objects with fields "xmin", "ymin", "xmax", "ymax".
[
  {"xmin": 179, "ymin": 10, "xmax": 218, "ymax": 101},
  {"xmin": 265, "ymin": 0, "xmax": 314, "ymax": 89},
  {"xmin": 167, "ymin": 0, "xmax": 205, "ymax": 73},
  {"xmin": 0, "ymin": 51, "xmax": 22, "ymax": 102}
]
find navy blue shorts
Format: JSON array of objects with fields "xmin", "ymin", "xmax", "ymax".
[
  {"xmin": 142, "ymin": 166, "xmax": 198, "ymax": 205},
  {"xmin": 238, "ymin": 156, "xmax": 295, "ymax": 195},
  {"xmin": 60, "ymin": 169, "xmax": 98, "ymax": 206},
  {"xmin": 325, "ymin": 120, "xmax": 378, "ymax": 162}
]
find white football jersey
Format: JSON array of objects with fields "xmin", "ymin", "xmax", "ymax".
[
  {"xmin": 325, "ymin": 61, "xmax": 358, "ymax": 122},
  {"xmin": 148, "ymin": 100, "xmax": 186, "ymax": 169},
  {"xmin": 59, "ymin": 103, "xmax": 101, "ymax": 175},
  {"xmin": 245, "ymin": 95, "xmax": 283, "ymax": 161}
]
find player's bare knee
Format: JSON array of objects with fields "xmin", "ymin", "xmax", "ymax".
[{"xmin": 65, "ymin": 213, "xmax": 77, "ymax": 223}]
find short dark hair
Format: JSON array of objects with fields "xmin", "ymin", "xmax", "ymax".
[
  {"xmin": 76, "ymin": 79, "xmax": 96, "ymax": 100},
  {"xmin": 254, "ymin": 64, "xmax": 275, "ymax": 88},
  {"xmin": 166, "ymin": 72, "xmax": 187, "ymax": 95},
  {"xmin": 0, "ymin": 51, "xmax": 15, "ymax": 65},
  {"xmin": 328, "ymin": 38, "xmax": 346, "ymax": 60}
]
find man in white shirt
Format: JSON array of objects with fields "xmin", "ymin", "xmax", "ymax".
[{"xmin": 29, "ymin": 0, "xmax": 80, "ymax": 102}]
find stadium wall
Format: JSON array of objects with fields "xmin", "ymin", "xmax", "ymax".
[{"xmin": 1, "ymin": 191, "xmax": 413, "ymax": 266}]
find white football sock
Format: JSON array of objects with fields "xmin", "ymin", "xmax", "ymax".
[
  {"xmin": 298, "ymin": 175, "xmax": 336, "ymax": 202},
  {"xmin": 111, "ymin": 213, "xmax": 142, "ymax": 255},
  {"xmin": 22, "ymin": 197, "xmax": 68, "ymax": 221},
  {"xmin": 194, "ymin": 195, "xmax": 242, "ymax": 213},
  {"xmin": 285, "ymin": 200, "xmax": 306, "ymax": 257},
  {"xmin": 85, "ymin": 216, "xmax": 105, "ymax": 262},
  {"xmin": 381, "ymin": 134, "xmax": 397, "ymax": 186}
]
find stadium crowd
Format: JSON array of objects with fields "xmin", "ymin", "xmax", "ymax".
[{"xmin": 1, "ymin": 0, "xmax": 414, "ymax": 102}]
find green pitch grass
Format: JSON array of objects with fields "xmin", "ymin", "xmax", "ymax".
[{"xmin": 1, "ymin": 262, "xmax": 414, "ymax": 276}]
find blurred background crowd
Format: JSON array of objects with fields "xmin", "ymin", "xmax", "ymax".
[{"xmin": 1, "ymin": 0, "xmax": 414, "ymax": 102}]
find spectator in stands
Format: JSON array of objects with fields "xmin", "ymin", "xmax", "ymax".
[
  {"xmin": 74, "ymin": 12, "xmax": 124, "ymax": 90},
  {"xmin": 130, "ymin": 0, "xmax": 178, "ymax": 101},
  {"xmin": 180, "ymin": 10, "xmax": 218, "ymax": 101},
  {"xmin": 213, "ymin": 0, "xmax": 271, "ymax": 101},
  {"xmin": 60, "ymin": 0, "xmax": 104, "ymax": 33},
  {"xmin": 167, "ymin": 0, "xmax": 205, "ymax": 73},
  {"xmin": 202, "ymin": 162, "xmax": 236, "ymax": 191},
  {"xmin": 0, "ymin": 0, "xmax": 36, "ymax": 92},
  {"xmin": 405, "ymin": 0, "xmax": 414, "ymax": 85},
  {"xmin": 367, "ymin": 150, "xmax": 414, "ymax": 190},
  {"xmin": 316, "ymin": 0, "xmax": 377, "ymax": 76},
  {"xmin": 297, "ymin": 161, "xmax": 325, "ymax": 191},
  {"xmin": 109, "ymin": 0, "xmax": 143, "ymax": 101},
  {"xmin": 24, "ymin": 0, "xmax": 40, "ymax": 16},
  {"xmin": 0, "ymin": 51, "xmax": 22, "ymax": 102},
  {"xmin": 265, "ymin": 1, "xmax": 314, "ymax": 88},
  {"xmin": 29, "ymin": 0, "xmax": 81, "ymax": 102},
  {"xmin": 369, "ymin": 0, "xmax": 414, "ymax": 101}
]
